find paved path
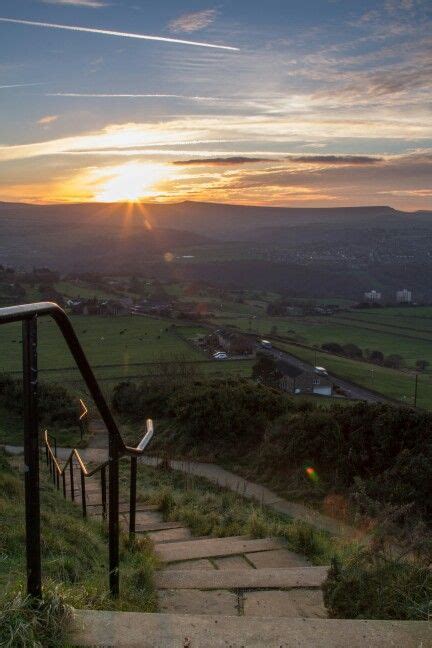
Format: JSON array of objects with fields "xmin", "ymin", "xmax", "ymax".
[{"xmin": 4, "ymin": 444, "xmax": 365, "ymax": 541}]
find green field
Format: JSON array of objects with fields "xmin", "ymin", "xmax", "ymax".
[
  {"xmin": 212, "ymin": 306, "xmax": 432, "ymax": 372},
  {"xmin": 0, "ymin": 315, "xmax": 253, "ymax": 386},
  {"xmin": 275, "ymin": 341, "xmax": 432, "ymax": 409}
]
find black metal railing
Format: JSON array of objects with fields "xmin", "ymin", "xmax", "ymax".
[{"xmin": 0, "ymin": 302, "xmax": 154, "ymax": 599}]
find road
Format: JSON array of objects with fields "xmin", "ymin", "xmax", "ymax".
[{"xmin": 267, "ymin": 346, "xmax": 391, "ymax": 404}]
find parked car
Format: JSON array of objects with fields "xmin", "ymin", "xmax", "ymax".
[
  {"xmin": 314, "ymin": 366, "xmax": 328, "ymax": 376},
  {"xmin": 213, "ymin": 351, "xmax": 228, "ymax": 360},
  {"xmin": 260, "ymin": 339, "xmax": 272, "ymax": 349}
]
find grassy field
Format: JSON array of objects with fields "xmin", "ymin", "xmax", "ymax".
[
  {"xmin": 275, "ymin": 340, "xmax": 432, "ymax": 409},
  {"xmin": 212, "ymin": 306, "xmax": 432, "ymax": 371},
  {"xmin": 0, "ymin": 315, "xmax": 204, "ymax": 372},
  {"xmin": 0, "ymin": 314, "xmax": 255, "ymax": 388}
]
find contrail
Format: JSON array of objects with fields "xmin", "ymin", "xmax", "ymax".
[
  {"xmin": 47, "ymin": 92, "xmax": 221, "ymax": 101},
  {"xmin": 0, "ymin": 17, "xmax": 239, "ymax": 50},
  {"xmin": 0, "ymin": 82, "xmax": 44, "ymax": 89}
]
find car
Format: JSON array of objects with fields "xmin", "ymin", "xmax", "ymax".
[
  {"xmin": 213, "ymin": 351, "xmax": 228, "ymax": 360},
  {"xmin": 314, "ymin": 366, "xmax": 328, "ymax": 376},
  {"xmin": 260, "ymin": 339, "xmax": 272, "ymax": 349}
]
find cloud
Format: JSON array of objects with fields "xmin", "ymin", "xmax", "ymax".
[
  {"xmin": 173, "ymin": 156, "xmax": 278, "ymax": 166},
  {"xmin": 47, "ymin": 93, "xmax": 221, "ymax": 102},
  {"xmin": 41, "ymin": 0, "xmax": 108, "ymax": 7},
  {"xmin": 0, "ymin": 83, "xmax": 44, "ymax": 89},
  {"xmin": 0, "ymin": 17, "xmax": 239, "ymax": 51},
  {"xmin": 286, "ymin": 155, "xmax": 383, "ymax": 165},
  {"xmin": 38, "ymin": 115, "xmax": 59, "ymax": 125},
  {"xmin": 169, "ymin": 9, "xmax": 217, "ymax": 34}
]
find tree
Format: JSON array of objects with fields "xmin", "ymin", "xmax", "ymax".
[
  {"xmin": 342, "ymin": 343, "xmax": 363, "ymax": 359},
  {"xmin": 321, "ymin": 342, "xmax": 344, "ymax": 354},
  {"xmin": 384, "ymin": 354, "xmax": 403, "ymax": 369},
  {"xmin": 252, "ymin": 353, "xmax": 283, "ymax": 388},
  {"xmin": 416, "ymin": 360, "xmax": 429, "ymax": 372},
  {"xmin": 369, "ymin": 350, "xmax": 384, "ymax": 364}
]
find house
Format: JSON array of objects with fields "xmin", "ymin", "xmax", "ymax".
[
  {"xmin": 364, "ymin": 289, "xmax": 382, "ymax": 303},
  {"xmin": 277, "ymin": 359, "xmax": 333, "ymax": 396},
  {"xmin": 396, "ymin": 289, "xmax": 412, "ymax": 303},
  {"xmin": 215, "ymin": 329, "xmax": 254, "ymax": 356}
]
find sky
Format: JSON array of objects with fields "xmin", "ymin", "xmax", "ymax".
[{"xmin": 0, "ymin": 0, "xmax": 431, "ymax": 210}]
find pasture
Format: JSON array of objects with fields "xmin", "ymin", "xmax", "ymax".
[
  {"xmin": 213, "ymin": 306, "xmax": 432, "ymax": 371},
  {"xmin": 0, "ymin": 314, "xmax": 253, "ymax": 386},
  {"xmin": 276, "ymin": 341, "xmax": 432, "ymax": 410}
]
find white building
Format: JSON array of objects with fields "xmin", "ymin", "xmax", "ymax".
[
  {"xmin": 396, "ymin": 289, "xmax": 412, "ymax": 303},
  {"xmin": 364, "ymin": 290, "xmax": 382, "ymax": 303}
]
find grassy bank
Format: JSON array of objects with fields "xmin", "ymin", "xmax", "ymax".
[
  {"xmin": 0, "ymin": 451, "xmax": 158, "ymax": 646},
  {"xmin": 120, "ymin": 461, "xmax": 359, "ymax": 567}
]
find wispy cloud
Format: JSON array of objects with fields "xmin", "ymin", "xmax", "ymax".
[
  {"xmin": 174, "ymin": 156, "xmax": 278, "ymax": 166},
  {"xmin": 285, "ymin": 155, "xmax": 383, "ymax": 165},
  {"xmin": 47, "ymin": 92, "xmax": 221, "ymax": 102},
  {"xmin": 0, "ymin": 83, "xmax": 44, "ymax": 89},
  {"xmin": 0, "ymin": 17, "xmax": 239, "ymax": 50},
  {"xmin": 169, "ymin": 9, "xmax": 217, "ymax": 34},
  {"xmin": 38, "ymin": 115, "xmax": 59, "ymax": 125},
  {"xmin": 41, "ymin": 0, "xmax": 108, "ymax": 7}
]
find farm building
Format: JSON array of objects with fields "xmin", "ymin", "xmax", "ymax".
[{"xmin": 276, "ymin": 359, "xmax": 333, "ymax": 396}]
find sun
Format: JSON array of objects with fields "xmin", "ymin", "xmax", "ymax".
[{"xmin": 94, "ymin": 161, "xmax": 173, "ymax": 202}]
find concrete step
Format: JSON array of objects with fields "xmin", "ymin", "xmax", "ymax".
[
  {"xmin": 147, "ymin": 527, "xmax": 192, "ymax": 543},
  {"xmin": 156, "ymin": 536, "xmax": 282, "ymax": 562},
  {"xmin": 155, "ymin": 566, "xmax": 328, "ymax": 590},
  {"xmin": 246, "ymin": 548, "xmax": 311, "ymax": 569},
  {"xmin": 134, "ymin": 521, "xmax": 185, "ymax": 533},
  {"xmin": 73, "ymin": 611, "xmax": 432, "ymax": 647},
  {"xmin": 159, "ymin": 589, "xmax": 238, "ymax": 616}
]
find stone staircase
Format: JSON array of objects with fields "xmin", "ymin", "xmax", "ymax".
[{"xmin": 40, "ymin": 453, "xmax": 432, "ymax": 647}]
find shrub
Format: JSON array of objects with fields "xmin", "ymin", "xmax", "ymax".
[
  {"xmin": 0, "ymin": 374, "xmax": 76, "ymax": 427},
  {"xmin": 168, "ymin": 378, "xmax": 290, "ymax": 449},
  {"xmin": 323, "ymin": 550, "xmax": 432, "ymax": 620}
]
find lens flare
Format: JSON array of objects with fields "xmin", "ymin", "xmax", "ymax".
[{"xmin": 305, "ymin": 466, "xmax": 319, "ymax": 482}]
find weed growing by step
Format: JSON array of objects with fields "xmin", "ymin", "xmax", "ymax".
[{"xmin": 0, "ymin": 592, "xmax": 72, "ymax": 648}]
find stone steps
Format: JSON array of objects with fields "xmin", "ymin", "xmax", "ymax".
[
  {"xmin": 72, "ymin": 611, "xmax": 432, "ymax": 647},
  {"xmin": 155, "ymin": 536, "xmax": 282, "ymax": 562},
  {"xmin": 155, "ymin": 566, "xmax": 328, "ymax": 590}
]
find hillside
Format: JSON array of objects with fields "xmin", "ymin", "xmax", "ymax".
[{"xmin": 1, "ymin": 201, "xmax": 432, "ymax": 298}]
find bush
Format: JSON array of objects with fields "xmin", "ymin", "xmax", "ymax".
[
  {"xmin": 261, "ymin": 401, "xmax": 432, "ymax": 520},
  {"xmin": 168, "ymin": 378, "xmax": 290, "ymax": 449},
  {"xmin": 321, "ymin": 342, "xmax": 344, "ymax": 354},
  {"xmin": 0, "ymin": 374, "xmax": 77, "ymax": 427},
  {"xmin": 323, "ymin": 550, "xmax": 432, "ymax": 620}
]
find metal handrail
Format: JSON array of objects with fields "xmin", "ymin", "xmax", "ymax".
[
  {"xmin": 44, "ymin": 419, "xmax": 153, "ymax": 522},
  {"xmin": 0, "ymin": 301, "xmax": 155, "ymax": 598},
  {"xmin": 0, "ymin": 301, "xmax": 148, "ymax": 457}
]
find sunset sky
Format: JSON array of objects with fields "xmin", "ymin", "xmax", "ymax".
[{"xmin": 0, "ymin": 0, "xmax": 431, "ymax": 209}]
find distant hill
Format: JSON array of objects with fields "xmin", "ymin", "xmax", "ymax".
[{"xmin": 1, "ymin": 200, "xmax": 431, "ymax": 299}]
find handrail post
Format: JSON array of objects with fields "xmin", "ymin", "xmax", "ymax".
[
  {"xmin": 109, "ymin": 434, "xmax": 120, "ymax": 598},
  {"xmin": 70, "ymin": 459, "xmax": 75, "ymax": 501},
  {"xmin": 129, "ymin": 456, "xmax": 137, "ymax": 536},
  {"xmin": 101, "ymin": 466, "xmax": 107, "ymax": 520},
  {"xmin": 80, "ymin": 470, "xmax": 87, "ymax": 518},
  {"xmin": 22, "ymin": 315, "xmax": 42, "ymax": 599}
]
